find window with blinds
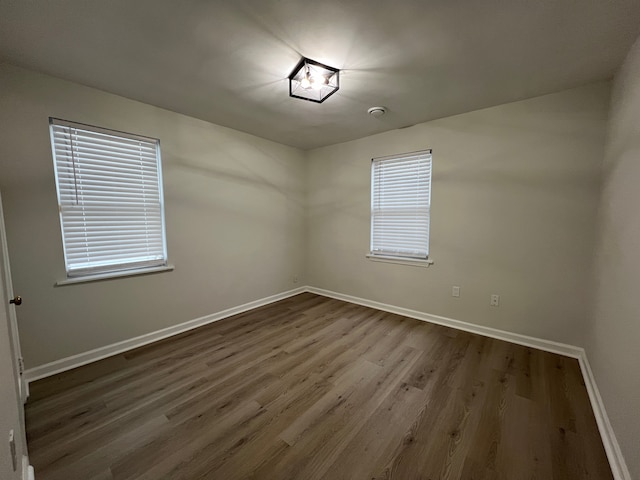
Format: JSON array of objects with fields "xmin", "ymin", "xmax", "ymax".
[
  {"xmin": 370, "ymin": 150, "xmax": 432, "ymax": 259},
  {"xmin": 49, "ymin": 118, "xmax": 168, "ymax": 277}
]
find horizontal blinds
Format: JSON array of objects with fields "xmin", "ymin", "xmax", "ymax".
[
  {"xmin": 371, "ymin": 150, "xmax": 432, "ymax": 258},
  {"xmin": 50, "ymin": 119, "xmax": 167, "ymax": 276}
]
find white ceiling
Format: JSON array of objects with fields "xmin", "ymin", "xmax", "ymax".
[{"xmin": 1, "ymin": 0, "xmax": 639, "ymax": 150}]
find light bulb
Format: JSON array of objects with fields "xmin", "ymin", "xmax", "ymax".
[
  {"xmin": 310, "ymin": 74, "xmax": 327, "ymax": 90},
  {"xmin": 300, "ymin": 76, "xmax": 311, "ymax": 89}
]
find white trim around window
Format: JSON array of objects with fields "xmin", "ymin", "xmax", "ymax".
[
  {"xmin": 49, "ymin": 118, "xmax": 169, "ymax": 280},
  {"xmin": 370, "ymin": 149, "xmax": 432, "ymax": 262}
]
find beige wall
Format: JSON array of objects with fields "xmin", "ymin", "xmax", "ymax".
[
  {"xmin": 0, "ymin": 64, "xmax": 307, "ymax": 368},
  {"xmin": 589, "ymin": 35, "xmax": 640, "ymax": 479},
  {"xmin": 307, "ymin": 82, "xmax": 610, "ymax": 346}
]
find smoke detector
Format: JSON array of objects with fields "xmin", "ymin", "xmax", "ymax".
[{"xmin": 367, "ymin": 106, "xmax": 387, "ymax": 118}]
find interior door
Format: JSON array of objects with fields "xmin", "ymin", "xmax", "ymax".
[
  {"xmin": 0, "ymin": 194, "xmax": 26, "ymax": 402},
  {"xmin": 0, "ymin": 191, "xmax": 30, "ymax": 479}
]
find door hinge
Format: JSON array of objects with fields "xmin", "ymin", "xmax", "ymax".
[
  {"xmin": 18, "ymin": 357, "xmax": 24, "ymax": 375},
  {"xmin": 9, "ymin": 429, "xmax": 17, "ymax": 471}
]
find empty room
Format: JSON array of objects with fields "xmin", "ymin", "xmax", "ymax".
[{"xmin": 1, "ymin": 1, "xmax": 639, "ymax": 479}]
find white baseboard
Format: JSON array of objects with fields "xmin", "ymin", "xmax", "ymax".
[
  {"xmin": 577, "ymin": 351, "xmax": 631, "ymax": 480},
  {"xmin": 22, "ymin": 456, "xmax": 34, "ymax": 480},
  {"xmin": 23, "ymin": 284, "xmax": 629, "ymax": 480},
  {"xmin": 307, "ymin": 286, "xmax": 630, "ymax": 480},
  {"xmin": 306, "ymin": 286, "xmax": 583, "ymax": 358},
  {"xmin": 23, "ymin": 286, "xmax": 306, "ymax": 383}
]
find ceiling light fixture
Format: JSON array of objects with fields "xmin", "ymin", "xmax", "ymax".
[{"xmin": 289, "ymin": 57, "xmax": 339, "ymax": 103}]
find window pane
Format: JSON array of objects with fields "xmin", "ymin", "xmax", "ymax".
[
  {"xmin": 50, "ymin": 118, "xmax": 168, "ymax": 276},
  {"xmin": 370, "ymin": 150, "xmax": 432, "ymax": 258}
]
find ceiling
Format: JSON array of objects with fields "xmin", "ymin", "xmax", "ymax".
[{"xmin": 1, "ymin": 0, "xmax": 639, "ymax": 150}]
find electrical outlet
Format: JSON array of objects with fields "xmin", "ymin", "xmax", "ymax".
[
  {"xmin": 452, "ymin": 286, "xmax": 460, "ymax": 297},
  {"xmin": 490, "ymin": 294, "xmax": 500, "ymax": 307}
]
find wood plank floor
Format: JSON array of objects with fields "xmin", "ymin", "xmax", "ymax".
[{"xmin": 25, "ymin": 293, "xmax": 613, "ymax": 480}]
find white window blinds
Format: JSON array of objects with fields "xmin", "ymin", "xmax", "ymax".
[
  {"xmin": 370, "ymin": 150, "xmax": 432, "ymax": 259},
  {"xmin": 50, "ymin": 118, "xmax": 167, "ymax": 277}
]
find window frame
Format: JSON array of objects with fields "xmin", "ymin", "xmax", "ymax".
[
  {"xmin": 369, "ymin": 149, "xmax": 433, "ymax": 265},
  {"xmin": 49, "ymin": 118, "xmax": 169, "ymax": 282}
]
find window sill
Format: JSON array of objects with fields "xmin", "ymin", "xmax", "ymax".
[
  {"xmin": 55, "ymin": 264, "xmax": 175, "ymax": 286},
  {"xmin": 366, "ymin": 254, "xmax": 434, "ymax": 267}
]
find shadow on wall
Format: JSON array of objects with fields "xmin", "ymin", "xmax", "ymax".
[
  {"xmin": 600, "ymin": 83, "xmax": 640, "ymax": 184},
  {"xmin": 308, "ymin": 111, "xmax": 601, "ymax": 224},
  {"xmin": 162, "ymin": 128, "xmax": 305, "ymax": 222},
  {"xmin": 433, "ymin": 113, "xmax": 602, "ymax": 192}
]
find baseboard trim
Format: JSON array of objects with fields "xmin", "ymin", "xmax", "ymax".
[
  {"xmin": 306, "ymin": 286, "xmax": 582, "ymax": 358},
  {"xmin": 23, "ymin": 286, "xmax": 307, "ymax": 383},
  {"xmin": 577, "ymin": 351, "xmax": 631, "ymax": 480},
  {"xmin": 306, "ymin": 286, "xmax": 630, "ymax": 480},
  {"xmin": 22, "ymin": 456, "xmax": 34, "ymax": 480}
]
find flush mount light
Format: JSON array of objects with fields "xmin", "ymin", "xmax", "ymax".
[{"xmin": 289, "ymin": 57, "xmax": 339, "ymax": 103}]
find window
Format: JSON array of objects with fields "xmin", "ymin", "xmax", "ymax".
[
  {"xmin": 49, "ymin": 118, "xmax": 168, "ymax": 278},
  {"xmin": 370, "ymin": 149, "xmax": 432, "ymax": 261}
]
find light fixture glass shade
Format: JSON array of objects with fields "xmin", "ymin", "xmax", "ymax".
[{"xmin": 289, "ymin": 57, "xmax": 339, "ymax": 103}]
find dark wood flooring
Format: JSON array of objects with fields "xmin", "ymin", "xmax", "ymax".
[{"xmin": 25, "ymin": 293, "xmax": 613, "ymax": 479}]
